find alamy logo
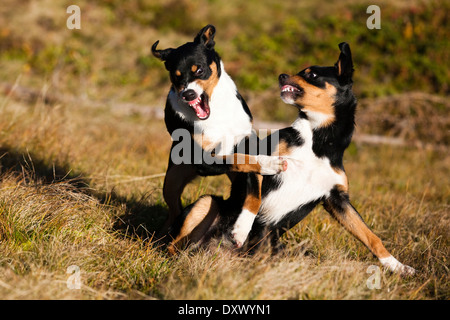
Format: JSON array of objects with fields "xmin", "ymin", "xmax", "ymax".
[
  {"xmin": 366, "ymin": 265, "xmax": 381, "ymax": 289},
  {"xmin": 66, "ymin": 265, "xmax": 81, "ymax": 290},
  {"xmin": 66, "ymin": 5, "xmax": 81, "ymax": 30},
  {"xmin": 366, "ymin": 5, "xmax": 381, "ymax": 29}
]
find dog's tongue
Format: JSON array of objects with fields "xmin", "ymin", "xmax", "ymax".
[
  {"xmin": 188, "ymin": 95, "xmax": 210, "ymax": 120},
  {"xmin": 192, "ymin": 103, "xmax": 208, "ymax": 119}
]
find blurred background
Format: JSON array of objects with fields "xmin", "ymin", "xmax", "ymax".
[{"xmin": 0, "ymin": 0, "xmax": 448, "ymax": 141}]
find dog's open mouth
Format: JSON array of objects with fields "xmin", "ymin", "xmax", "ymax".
[
  {"xmin": 280, "ymin": 85, "xmax": 302, "ymax": 94},
  {"xmin": 280, "ymin": 84, "xmax": 303, "ymax": 105},
  {"xmin": 187, "ymin": 93, "xmax": 210, "ymax": 120}
]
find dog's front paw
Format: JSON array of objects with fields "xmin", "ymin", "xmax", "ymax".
[
  {"xmin": 380, "ymin": 256, "xmax": 416, "ymax": 276},
  {"xmin": 401, "ymin": 265, "xmax": 416, "ymax": 276},
  {"xmin": 231, "ymin": 209, "xmax": 256, "ymax": 248},
  {"xmin": 257, "ymin": 155, "xmax": 288, "ymax": 175}
]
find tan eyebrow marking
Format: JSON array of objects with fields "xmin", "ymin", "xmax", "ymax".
[
  {"xmin": 191, "ymin": 65, "xmax": 198, "ymax": 73},
  {"xmin": 195, "ymin": 62, "xmax": 219, "ymax": 98},
  {"xmin": 175, "ymin": 70, "xmax": 181, "ymax": 77}
]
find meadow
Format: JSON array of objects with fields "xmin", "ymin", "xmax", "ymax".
[{"xmin": 0, "ymin": 0, "xmax": 448, "ymax": 300}]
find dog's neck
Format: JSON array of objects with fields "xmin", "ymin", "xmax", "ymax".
[{"xmin": 292, "ymin": 98, "xmax": 356, "ymax": 168}]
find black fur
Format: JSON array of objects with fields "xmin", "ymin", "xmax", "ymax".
[
  {"xmin": 168, "ymin": 42, "xmax": 416, "ymax": 277},
  {"xmin": 153, "ymin": 25, "xmax": 265, "ymax": 236},
  {"xmin": 171, "ymin": 42, "xmax": 360, "ymax": 249}
]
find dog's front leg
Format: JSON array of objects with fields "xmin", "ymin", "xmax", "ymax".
[
  {"xmin": 231, "ymin": 173, "xmax": 263, "ymax": 248},
  {"xmin": 225, "ymin": 154, "xmax": 287, "ymax": 175},
  {"xmin": 160, "ymin": 162, "xmax": 197, "ymax": 237}
]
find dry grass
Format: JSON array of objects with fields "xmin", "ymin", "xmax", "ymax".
[{"xmin": 0, "ymin": 87, "xmax": 448, "ymax": 300}]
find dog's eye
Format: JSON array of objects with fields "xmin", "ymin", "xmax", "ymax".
[
  {"xmin": 304, "ymin": 72, "xmax": 318, "ymax": 80},
  {"xmin": 195, "ymin": 67, "xmax": 204, "ymax": 76}
]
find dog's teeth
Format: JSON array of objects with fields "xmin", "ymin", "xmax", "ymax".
[{"xmin": 282, "ymin": 86, "xmax": 298, "ymax": 93}]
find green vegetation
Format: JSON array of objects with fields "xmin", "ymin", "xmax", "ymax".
[{"xmin": 1, "ymin": 1, "xmax": 449, "ymax": 105}]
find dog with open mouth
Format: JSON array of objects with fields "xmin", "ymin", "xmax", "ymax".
[
  {"xmin": 152, "ymin": 25, "xmax": 287, "ymax": 242},
  {"xmin": 166, "ymin": 42, "xmax": 415, "ymax": 276}
]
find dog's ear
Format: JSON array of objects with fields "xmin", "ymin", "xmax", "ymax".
[
  {"xmin": 194, "ymin": 25, "xmax": 216, "ymax": 49},
  {"xmin": 151, "ymin": 40, "xmax": 173, "ymax": 61},
  {"xmin": 335, "ymin": 42, "xmax": 354, "ymax": 83}
]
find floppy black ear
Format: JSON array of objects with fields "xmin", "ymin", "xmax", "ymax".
[
  {"xmin": 194, "ymin": 24, "xmax": 216, "ymax": 49},
  {"xmin": 335, "ymin": 42, "xmax": 354, "ymax": 82},
  {"xmin": 151, "ymin": 40, "xmax": 173, "ymax": 61}
]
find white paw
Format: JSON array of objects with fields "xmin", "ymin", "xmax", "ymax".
[
  {"xmin": 231, "ymin": 209, "xmax": 256, "ymax": 248},
  {"xmin": 402, "ymin": 265, "xmax": 416, "ymax": 276},
  {"xmin": 379, "ymin": 256, "xmax": 416, "ymax": 276},
  {"xmin": 257, "ymin": 155, "xmax": 288, "ymax": 175}
]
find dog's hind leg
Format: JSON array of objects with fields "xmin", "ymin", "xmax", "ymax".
[
  {"xmin": 323, "ymin": 186, "xmax": 415, "ymax": 276},
  {"xmin": 167, "ymin": 195, "xmax": 220, "ymax": 254}
]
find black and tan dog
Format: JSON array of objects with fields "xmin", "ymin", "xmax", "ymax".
[
  {"xmin": 152, "ymin": 25, "xmax": 287, "ymax": 241},
  {"xmin": 167, "ymin": 42, "xmax": 415, "ymax": 275}
]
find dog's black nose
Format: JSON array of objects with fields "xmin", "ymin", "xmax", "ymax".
[
  {"xmin": 182, "ymin": 89, "xmax": 197, "ymax": 102},
  {"xmin": 279, "ymin": 74, "xmax": 289, "ymax": 82}
]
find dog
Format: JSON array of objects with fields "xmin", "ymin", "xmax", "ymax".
[
  {"xmin": 152, "ymin": 25, "xmax": 287, "ymax": 242},
  {"xmin": 167, "ymin": 42, "xmax": 415, "ymax": 276}
]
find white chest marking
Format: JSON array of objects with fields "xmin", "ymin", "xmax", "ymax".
[
  {"xmin": 169, "ymin": 62, "xmax": 252, "ymax": 156},
  {"xmin": 259, "ymin": 118, "xmax": 345, "ymax": 224}
]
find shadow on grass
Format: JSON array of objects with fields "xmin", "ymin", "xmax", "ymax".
[
  {"xmin": 0, "ymin": 146, "xmax": 87, "ymax": 188},
  {"xmin": 105, "ymin": 189, "xmax": 168, "ymax": 242},
  {"xmin": 0, "ymin": 146, "xmax": 168, "ymax": 243}
]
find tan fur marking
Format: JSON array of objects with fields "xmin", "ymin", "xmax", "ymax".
[
  {"xmin": 175, "ymin": 70, "xmax": 181, "ymax": 77},
  {"xmin": 291, "ymin": 76, "xmax": 337, "ymax": 127},
  {"xmin": 242, "ymin": 175, "xmax": 263, "ymax": 214},
  {"xmin": 195, "ymin": 62, "xmax": 219, "ymax": 98},
  {"xmin": 196, "ymin": 154, "xmax": 263, "ymax": 173},
  {"xmin": 342, "ymin": 207, "xmax": 391, "ymax": 259},
  {"xmin": 202, "ymin": 26, "xmax": 214, "ymax": 44},
  {"xmin": 325, "ymin": 202, "xmax": 391, "ymax": 259},
  {"xmin": 191, "ymin": 65, "xmax": 198, "ymax": 73},
  {"xmin": 274, "ymin": 141, "xmax": 291, "ymax": 156},
  {"xmin": 227, "ymin": 154, "xmax": 262, "ymax": 173},
  {"xmin": 189, "ymin": 134, "xmax": 265, "ymax": 174},
  {"xmin": 242, "ymin": 194, "xmax": 260, "ymax": 216},
  {"xmin": 333, "ymin": 168, "xmax": 349, "ymax": 193},
  {"xmin": 173, "ymin": 84, "xmax": 184, "ymax": 93},
  {"xmin": 192, "ymin": 132, "xmax": 218, "ymax": 152},
  {"xmin": 168, "ymin": 196, "xmax": 219, "ymax": 254}
]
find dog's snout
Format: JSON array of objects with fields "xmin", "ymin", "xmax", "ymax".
[
  {"xmin": 182, "ymin": 89, "xmax": 197, "ymax": 102},
  {"xmin": 279, "ymin": 74, "xmax": 289, "ymax": 82}
]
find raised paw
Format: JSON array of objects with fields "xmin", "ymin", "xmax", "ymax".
[{"xmin": 257, "ymin": 155, "xmax": 288, "ymax": 175}]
